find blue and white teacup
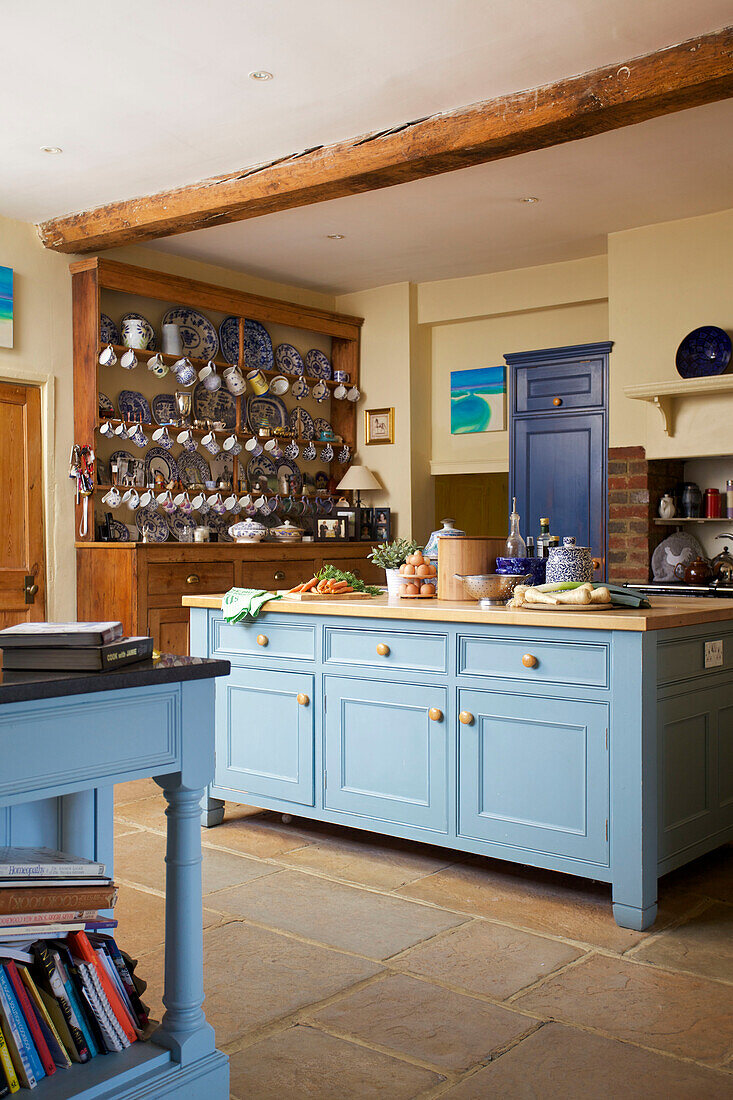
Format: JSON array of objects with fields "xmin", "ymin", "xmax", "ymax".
[
  {"xmin": 338, "ymin": 445, "xmax": 351, "ymax": 463},
  {"xmin": 120, "ymin": 348, "xmax": 138, "ymax": 370},
  {"xmin": 320, "ymin": 442, "xmax": 334, "ymax": 462},
  {"xmin": 199, "ymin": 361, "xmax": 221, "ymax": 392},
  {"xmin": 102, "ymin": 487, "xmax": 121, "ymax": 507},
  {"xmin": 224, "ymin": 495, "xmax": 241, "ymax": 514},
  {"xmin": 292, "ymin": 375, "xmax": 310, "ymax": 401},
  {"xmin": 173, "ymin": 357, "xmax": 196, "ymax": 386},
  {"xmin": 244, "ymin": 436, "xmax": 263, "ymax": 458},
  {"xmin": 208, "ymin": 493, "xmax": 227, "ymax": 515},
  {"xmin": 302, "ymin": 440, "xmax": 317, "ymax": 461},
  {"xmin": 128, "ymin": 423, "xmax": 148, "ymax": 448},
  {"xmin": 223, "ymin": 433, "xmax": 242, "ymax": 456},
  {"xmin": 174, "ymin": 491, "xmax": 193, "ymax": 515},
  {"xmin": 346, "ymin": 385, "xmax": 361, "ymax": 403},
  {"xmin": 264, "ymin": 438, "xmax": 283, "ymax": 460},
  {"xmin": 152, "ymin": 426, "xmax": 172, "ymax": 450},
  {"xmin": 333, "ymin": 370, "xmax": 349, "ymax": 384},
  {"xmin": 202, "ymin": 431, "xmax": 221, "ymax": 456},
  {"xmin": 99, "ymin": 420, "xmax": 116, "ymax": 438},
  {"xmin": 333, "ymin": 383, "xmax": 347, "ymax": 400},
  {"xmin": 284, "ymin": 439, "xmax": 299, "ymax": 460},
  {"xmin": 99, "ymin": 344, "xmax": 117, "ymax": 367},
  {"xmin": 176, "ymin": 428, "xmax": 197, "ymax": 452},
  {"xmin": 114, "ymin": 421, "xmax": 129, "ymax": 440},
  {"xmin": 147, "ymin": 352, "xmax": 169, "ymax": 378},
  {"xmin": 312, "ymin": 379, "xmax": 329, "ymax": 403},
  {"xmin": 122, "ymin": 488, "xmax": 140, "ymax": 510},
  {"xmin": 191, "ymin": 493, "xmax": 209, "ymax": 514}
]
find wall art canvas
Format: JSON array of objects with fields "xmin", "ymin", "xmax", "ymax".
[
  {"xmin": 450, "ymin": 366, "xmax": 505, "ymax": 434},
  {"xmin": 0, "ymin": 267, "xmax": 12, "ymax": 348}
]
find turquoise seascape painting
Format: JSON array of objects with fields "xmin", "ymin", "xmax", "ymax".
[
  {"xmin": 450, "ymin": 366, "xmax": 505, "ymax": 434},
  {"xmin": 0, "ymin": 266, "xmax": 12, "ymax": 349}
]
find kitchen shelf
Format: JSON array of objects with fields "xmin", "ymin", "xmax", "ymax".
[
  {"xmin": 654, "ymin": 517, "xmax": 733, "ymax": 525},
  {"xmin": 624, "ymin": 375, "xmax": 733, "ymax": 436},
  {"xmin": 100, "ymin": 344, "xmax": 347, "ymax": 389},
  {"xmin": 97, "ymin": 418, "xmax": 343, "ymax": 447}
]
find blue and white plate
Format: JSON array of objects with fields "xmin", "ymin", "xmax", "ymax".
[
  {"xmin": 135, "ymin": 505, "xmax": 168, "ymax": 542},
  {"xmin": 100, "ymin": 313, "xmax": 119, "ymax": 345},
  {"xmin": 98, "ymin": 392, "xmax": 115, "ymax": 418},
  {"xmin": 676, "ymin": 326, "xmax": 732, "ymax": 378},
  {"xmin": 152, "ymin": 393, "xmax": 179, "ymax": 425},
  {"xmin": 275, "ymin": 343, "xmax": 304, "ymax": 376},
  {"xmin": 162, "ymin": 307, "xmax": 218, "ymax": 360},
  {"xmin": 120, "ymin": 312, "xmax": 156, "ymax": 351},
  {"xmin": 277, "ymin": 457, "xmax": 303, "ymax": 495},
  {"xmin": 288, "ymin": 407, "xmax": 314, "ymax": 439},
  {"xmin": 166, "ymin": 508, "xmax": 196, "ymax": 542},
  {"xmin": 177, "ymin": 450, "xmax": 211, "ymax": 488},
  {"xmin": 144, "ymin": 447, "xmax": 178, "ymax": 484},
  {"xmin": 313, "ymin": 417, "xmax": 334, "ymax": 439},
  {"xmin": 239, "ymin": 318, "xmax": 274, "ymax": 372},
  {"xmin": 305, "ymin": 348, "xmax": 332, "ymax": 380},
  {"xmin": 247, "ymin": 453, "xmax": 277, "ymax": 489},
  {"xmin": 246, "ymin": 394, "xmax": 288, "ymax": 433},
  {"xmin": 118, "ymin": 390, "xmax": 152, "ymax": 423},
  {"xmin": 107, "ymin": 519, "xmax": 131, "ymax": 542},
  {"xmin": 207, "ymin": 512, "xmax": 234, "ymax": 542},
  {"xmin": 218, "ymin": 316, "xmax": 240, "ymax": 366},
  {"xmin": 192, "ymin": 382, "xmax": 235, "ymax": 428}
]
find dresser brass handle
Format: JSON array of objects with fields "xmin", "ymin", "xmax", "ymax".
[
  {"xmin": 186, "ymin": 574, "xmax": 200, "ymax": 585},
  {"xmin": 553, "ymin": 397, "xmax": 562, "ymax": 407},
  {"xmin": 522, "ymin": 654, "xmax": 538, "ymax": 668},
  {"xmin": 257, "ymin": 634, "xmax": 269, "ymax": 647},
  {"xmin": 459, "ymin": 711, "xmax": 474, "ymax": 725},
  {"xmin": 274, "ymin": 570, "xmax": 286, "ymax": 582},
  {"xmin": 352, "ymin": 568, "xmax": 361, "ymax": 579},
  {"xmin": 428, "ymin": 708, "xmax": 443, "ymax": 722},
  {"xmin": 297, "ymin": 693, "xmax": 309, "ymax": 706},
  {"xmin": 376, "ymin": 643, "xmax": 390, "ymax": 657}
]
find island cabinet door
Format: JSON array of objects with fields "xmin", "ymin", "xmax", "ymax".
[
  {"xmin": 324, "ymin": 676, "xmax": 449, "ymax": 833},
  {"xmin": 458, "ymin": 689, "xmax": 609, "ymax": 866},
  {"xmin": 215, "ymin": 666, "xmax": 315, "ymax": 807}
]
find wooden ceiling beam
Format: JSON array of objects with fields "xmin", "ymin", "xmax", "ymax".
[{"xmin": 38, "ymin": 25, "xmax": 733, "ymax": 254}]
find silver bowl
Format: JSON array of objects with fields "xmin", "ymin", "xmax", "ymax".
[{"xmin": 455, "ymin": 573, "xmax": 530, "ymax": 606}]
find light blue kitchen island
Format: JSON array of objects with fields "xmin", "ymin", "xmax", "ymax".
[{"xmin": 187, "ymin": 593, "xmax": 733, "ymax": 931}]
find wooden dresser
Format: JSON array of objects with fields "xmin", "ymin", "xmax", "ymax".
[{"xmin": 76, "ymin": 542, "xmax": 382, "ymax": 653}]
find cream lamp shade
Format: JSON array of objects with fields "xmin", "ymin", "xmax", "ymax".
[{"xmin": 336, "ymin": 465, "xmax": 381, "ymax": 507}]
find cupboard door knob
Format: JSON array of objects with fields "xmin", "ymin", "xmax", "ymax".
[
  {"xmin": 297, "ymin": 693, "xmax": 309, "ymax": 707},
  {"xmin": 459, "ymin": 711, "xmax": 474, "ymax": 725},
  {"xmin": 522, "ymin": 653, "xmax": 538, "ymax": 668},
  {"xmin": 428, "ymin": 707, "xmax": 443, "ymax": 722},
  {"xmin": 274, "ymin": 570, "xmax": 286, "ymax": 582},
  {"xmin": 376, "ymin": 642, "xmax": 390, "ymax": 657},
  {"xmin": 257, "ymin": 634, "xmax": 269, "ymax": 647},
  {"xmin": 553, "ymin": 397, "xmax": 562, "ymax": 407},
  {"xmin": 592, "ymin": 557, "xmax": 603, "ymax": 571},
  {"xmin": 186, "ymin": 573, "xmax": 200, "ymax": 585}
]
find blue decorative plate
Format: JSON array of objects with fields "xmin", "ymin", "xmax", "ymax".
[
  {"xmin": 162, "ymin": 306, "xmax": 218, "ymax": 359},
  {"xmin": 240, "ymin": 319, "xmax": 273, "ymax": 373},
  {"xmin": 207, "ymin": 512, "xmax": 234, "ymax": 542},
  {"xmin": 247, "ymin": 453, "xmax": 277, "ymax": 490},
  {"xmin": 107, "ymin": 519, "xmax": 131, "ymax": 542},
  {"xmin": 192, "ymin": 382, "xmax": 235, "ymax": 428},
  {"xmin": 118, "ymin": 390, "xmax": 152, "ymax": 423},
  {"xmin": 288, "ymin": 407, "xmax": 314, "ymax": 439},
  {"xmin": 246, "ymin": 394, "xmax": 288, "ymax": 433},
  {"xmin": 98, "ymin": 392, "xmax": 115, "ymax": 418},
  {"xmin": 100, "ymin": 313, "xmax": 119, "ymax": 345},
  {"xmin": 313, "ymin": 417, "xmax": 334, "ymax": 439},
  {"xmin": 120, "ymin": 312, "xmax": 156, "ymax": 351},
  {"xmin": 166, "ymin": 508, "xmax": 196, "ymax": 542},
  {"xmin": 177, "ymin": 450, "xmax": 211, "ymax": 488},
  {"xmin": 144, "ymin": 447, "xmax": 178, "ymax": 484},
  {"xmin": 135, "ymin": 504, "xmax": 168, "ymax": 542},
  {"xmin": 305, "ymin": 348, "xmax": 332, "ymax": 379},
  {"xmin": 218, "ymin": 316, "xmax": 240, "ymax": 366},
  {"xmin": 277, "ymin": 458, "xmax": 303, "ymax": 495},
  {"xmin": 152, "ymin": 393, "xmax": 179, "ymax": 425},
  {"xmin": 676, "ymin": 326, "xmax": 732, "ymax": 378},
  {"xmin": 275, "ymin": 343, "xmax": 304, "ymax": 376}
]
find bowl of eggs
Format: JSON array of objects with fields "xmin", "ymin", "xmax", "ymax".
[{"xmin": 396, "ymin": 549, "xmax": 437, "ymax": 598}]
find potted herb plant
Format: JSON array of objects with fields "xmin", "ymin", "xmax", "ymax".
[{"xmin": 368, "ymin": 537, "xmax": 421, "ymax": 597}]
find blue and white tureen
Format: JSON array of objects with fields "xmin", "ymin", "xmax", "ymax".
[
  {"xmin": 229, "ymin": 518, "xmax": 267, "ymax": 543},
  {"xmin": 424, "ymin": 518, "xmax": 466, "ymax": 561}
]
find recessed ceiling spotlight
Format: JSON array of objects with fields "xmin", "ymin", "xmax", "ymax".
[
  {"xmin": 40, "ymin": 146, "xmax": 63, "ymax": 154},
  {"xmin": 327, "ymin": 234, "xmax": 345, "ymax": 240},
  {"xmin": 249, "ymin": 70, "xmax": 273, "ymax": 81},
  {"xmin": 519, "ymin": 196, "xmax": 540, "ymax": 204}
]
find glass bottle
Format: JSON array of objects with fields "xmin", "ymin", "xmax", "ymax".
[
  {"xmin": 505, "ymin": 497, "xmax": 527, "ymax": 558},
  {"xmin": 537, "ymin": 517, "xmax": 550, "ymax": 558},
  {"xmin": 525, "ymin": 536, "xmax": 535, "ymax": 558}
]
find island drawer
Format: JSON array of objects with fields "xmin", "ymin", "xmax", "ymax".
[
  {"xmin": 211, "ymin": 616, "xmax": 317, "ymax": 663},
  {"xmin": 457, "ymin": 633, "xmax": 609, "ymax": 689},
  {"xmin": 324, "ymin": 625, "xmax": 448, "ymax": 674}
]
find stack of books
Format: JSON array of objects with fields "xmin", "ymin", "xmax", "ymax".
[
  {"xmin": 0, "ymin": 623, "xmax": 153, "ymax": 673},
  {"xmin": 0, "ymin": 848, "xmax": 148, "ymax": 1092}
]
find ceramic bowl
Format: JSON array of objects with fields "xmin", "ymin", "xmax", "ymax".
[
  {"xmin": 228, "ymin": 518, "xmax": 267, "ymax": 543},
  {"xmin": 454, "ymin": 573, "xmax": 530, "ymax": 606},
  {"xmin": 495, "ymin": 556, "xmax": 547, "ymax": 586}
]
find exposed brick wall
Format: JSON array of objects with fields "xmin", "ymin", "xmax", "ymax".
[{"xmin": 607, "ymin": 447, "xmax": 684, "ymax": 583}]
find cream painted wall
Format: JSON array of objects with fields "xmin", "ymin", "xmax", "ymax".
[{"xmin": 609, "ymin": 208, "xmax": 733, "ymax": 457}]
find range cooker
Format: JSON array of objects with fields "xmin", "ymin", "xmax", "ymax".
[{"xmin": 625, "ymin": 583, "xmax": 733, "ymax": 599}]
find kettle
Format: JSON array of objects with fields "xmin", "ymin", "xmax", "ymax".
[{"xmin": 712, "ymin": 537, "xmax": 733, "ymax": 586}]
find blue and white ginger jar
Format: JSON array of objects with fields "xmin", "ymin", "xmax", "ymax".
[
  {"xmin": 545, "ymin": 537, "xmax": 593, "ymax": 583},
  {"xmin": 424, "ymin": 518, "xmax": 466, "ymax": 561}
]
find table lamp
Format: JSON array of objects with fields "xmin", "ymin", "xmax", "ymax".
[{"xmin": 335, "ymin": 465, "xmax": 381, "ymax": 508}]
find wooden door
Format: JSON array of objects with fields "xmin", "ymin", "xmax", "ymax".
[
  {"xmin": 0, "ymin": 382, "xmax": 45, "ymax": 625},
  {"xmin": 148, "ymin": 607, "xmax": 190, "ymax": 655}
]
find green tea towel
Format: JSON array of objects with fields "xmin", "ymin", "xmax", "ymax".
[{"xmin": 222, "ymin": 587, "xmax": 282, "ymax": 623}]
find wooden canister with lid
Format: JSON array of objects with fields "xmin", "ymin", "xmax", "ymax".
[{"xmin": 437, "ymin": 536, "xmax": 505, "ymax": 600}]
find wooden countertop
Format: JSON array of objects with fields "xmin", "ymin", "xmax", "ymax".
[{"xmin": 182, "ymin": 593, "xmax": 733, "ymax": 631}]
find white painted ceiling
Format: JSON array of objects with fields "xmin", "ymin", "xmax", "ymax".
[{"xmin": 2, "ymin": 1, "xmax": 732, "ymax": 292}]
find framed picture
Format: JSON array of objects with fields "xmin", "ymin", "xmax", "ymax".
[
  {"xmin": 317, "ymin": 517, "xmax": 347, "ymax": 541},
  {"xmin": 0, "ymin": 266, "xmax": 13, "ymax": 349},
  {"xmin": 373, "ymin": 507, "xmax": 391, "ymax": 542},
  {"xmin": 365, "ymin": 407, "xmax": 394, "ymax": 445},
  {"xmin": 450, "ymin": 366, "xmax": 506, "ymax": 434},
  {"xmin": 336, "ymin": 508, "xmax": 357, "ymax": 539},
  {"xmin": 358, "ymin": 507, "xmax": 374, "ymax": 541}
]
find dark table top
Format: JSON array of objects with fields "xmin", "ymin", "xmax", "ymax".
[{"xmin": 0, "ymin": 655, "xmax": 231, "ymax": 706}]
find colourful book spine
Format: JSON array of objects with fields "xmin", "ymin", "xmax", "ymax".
[
  {"xmin": 0, "ymin": 1025, "xmax": 19, "ymax": 1094},
  {"xmin": 0, "ymin": 968, "xmax": 38, "ymax": 1088},
  {"xmin": 31, "ymin": 943, "xmax": 89, "ymax": 1063},
  {"xmin": 97, "ymin": 936, "xmax": 148, "ymax": 1027},
  {"xmin": 56, "ymin": 956, "xmax": 99, "ymax": 1059},
  {"xmin": 2, "ymin": 964, "xmax": 54, "ymax": 1078},
  {"xmin": 16, "ymin": 967, "xmax": 70, "ymax": 1070},
  {"xmin": 67, "ymin": 932, "xmax": 137, "ymax": 1044}
]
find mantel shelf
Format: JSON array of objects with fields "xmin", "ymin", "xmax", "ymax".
[{"xmin": 624, "ymin": 375, "xmax": 733, "ymax": 436}]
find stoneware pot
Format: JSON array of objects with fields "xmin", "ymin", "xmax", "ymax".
[
  {"xmin": 674, "ymin": 556, "xmax": 712, "ymax": 585},
  {"xmin": 495, "ymin": 555, "xmax": 547, "ymax": 587},
  {"xmin": 424, "ymin": 518, "xmax": 466, "ymax": 562},
  {"xmin": 229, "ymin": 518, "xmax": 267, "ymax": 543},
  {"xmin": 545, "ymin": 536, "xmax": 593, "ymax": 583}
]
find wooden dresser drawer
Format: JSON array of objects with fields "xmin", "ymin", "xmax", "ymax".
[
  {"xmin": 242, "ymin": 559, "xmax": 316, "ymax": 591},
  {"xmin": 148, "ymin": 561, "xmax": 235, "ymax": 600},
  {"xmin": 457, "ymin": 632, "xmax": 609, "ymax": 689},
  {"xmin": 324, "ymin": 625, "xmax": 448, "ymax": 675}
]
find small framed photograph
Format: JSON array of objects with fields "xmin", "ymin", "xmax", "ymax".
[
  {"xmin": 373, "ymin": 507, "xmax": 391, "ymax": 542},
  {"xmin": 336, "ymin": 508, "xmax": 357, "ymax": 539},
  {"xmin": 358, "ymin": 507, "xmax": 374, "ymax": 541},
  {"xmin": 317, "ymin": 517, "xmax": 347, "ymax": 541},
  {"xmin": 365, "ymin": 407, "xmax": 394, "ymax": 445}
]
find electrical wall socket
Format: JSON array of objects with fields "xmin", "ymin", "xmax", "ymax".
[{"xmin": 705, "ymin": 639, "xmax": 723, "ymax": 668}]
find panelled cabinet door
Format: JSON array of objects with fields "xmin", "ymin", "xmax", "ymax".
[
  {"xmin": 458, "ymin": 689, "xmax": 609, "ymax": 866},
  {"xmin": 215, "ymin": 666, "xmax": 315, "ymax": 807},
  {"xmin": 148, "ymin": 607, "xmax": 190, "ymax": 656},
  {"xmin": 324, "ymin": 676, "xmax": 448, "ymax": 833}
]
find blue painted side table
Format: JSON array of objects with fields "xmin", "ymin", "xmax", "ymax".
[{"xmin": 0, "ymin": 655, "xmax": 230, "ymax": 1100}]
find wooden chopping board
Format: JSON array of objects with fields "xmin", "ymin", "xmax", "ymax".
[{"xmin": 278, "ymin": 590, "xmax": 377, "ymax": 600}]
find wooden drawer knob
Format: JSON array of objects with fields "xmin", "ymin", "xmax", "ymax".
[
  {"xmin": 376, "ymin": 642, "xmax": 390, "ymax": 657},
  {"xmin": 274, "ymin": 570, "xmax": 286, "ymax": 582},
  {"xmin": 553, "ymin": 397, "xmax": 562, "ymax": 407},
  {"xmin": 186, "ymin": 573, "xmax": 200, "ymax": 585},
  {"xmin": 297, "ymin": 693, "xmax": 309, "ymax": 707},
  {"xmin": 257, "ymin": 634, "xmax": 269, "ymax": 647},
  {"xmin": 428, "ymin": 707, "xmax": 443, "ymax": 722},
  {"xmin": 459, "ymin": 711, "xmax": 474, "ymax": 725},
  {"xmin": 522, "ymin": 653, "xmax": 538, "ymax": 668},
  {"xmin": 352, "ymin": 568, "xmax": 361, "ymax": 579}
]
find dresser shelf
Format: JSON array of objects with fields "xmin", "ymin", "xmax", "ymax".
[{"xmin": 625, "ymin": 375, "xmax": 733, "ymax": 436}]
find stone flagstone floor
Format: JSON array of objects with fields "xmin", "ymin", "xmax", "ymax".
[{"xmin": 114, "ymin": 779, "xmax": 733, "ymax": 1099}]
